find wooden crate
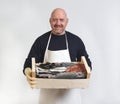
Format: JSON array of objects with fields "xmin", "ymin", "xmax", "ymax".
[{"xmin": 32, "ymin": 56, "xmax": 91, "ymax": 89}]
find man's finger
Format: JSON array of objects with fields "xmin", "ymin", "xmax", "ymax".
[{"xmin": 30, "ymin": 85, "xmax": 36, "ymax": 89}]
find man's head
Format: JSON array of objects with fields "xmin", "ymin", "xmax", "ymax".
[{"xmin": 49, "ymin": 8, "xmax": 68, "ymax": 35}]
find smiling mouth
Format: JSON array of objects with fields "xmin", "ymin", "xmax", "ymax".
[{"xmin": 54, "ymin": 25, "xmax": 63, "ymax": 28}]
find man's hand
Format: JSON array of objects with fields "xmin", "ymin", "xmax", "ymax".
[{"xmin": 25, "ymin": 68, "xmax": 37, "ymax": 89}]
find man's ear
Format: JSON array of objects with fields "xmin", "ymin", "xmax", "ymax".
[
  {"xmin": 66, "ymin": 18, "xmax": 69, "ymax": 25},
  {"xmin": 49, "ymin": 18, "xmax": 51, "ymax": 23}
]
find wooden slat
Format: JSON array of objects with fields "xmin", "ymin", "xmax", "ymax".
[
  {"xmin": 32, "ymin": 57, "xmax": 36, "ymax": 77},
  {"xmin": 35, "ymin": 78, "xmax": 89, "ymax": 89}
]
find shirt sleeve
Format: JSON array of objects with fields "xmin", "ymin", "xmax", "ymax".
[
  {"xmin": 77, "ymin": 40, "xmax": 92, "ymax": 70},
  {"xmin": 23, "ymin": 38, "xmax": 45, "ymax": 74}
]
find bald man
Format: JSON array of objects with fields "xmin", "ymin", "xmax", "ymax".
[{"xmin": 23, "ymin": 8, "xmax": 92, "ymax": 104}]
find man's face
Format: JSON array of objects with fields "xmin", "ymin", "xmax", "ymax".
[{"xmin": 50, "ymin": 9, "xmax": 68, "ymax": 35}]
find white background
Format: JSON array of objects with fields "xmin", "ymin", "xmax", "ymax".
[{"xmin": 0, "ymin": 0, "xmax": 120, "ymax": 104}]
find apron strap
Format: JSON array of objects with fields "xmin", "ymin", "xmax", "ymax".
[{"xmin": 65, "ymin": 33, "xmax": 69, "ymax": 49}]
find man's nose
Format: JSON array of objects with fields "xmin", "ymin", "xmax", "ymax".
[{"xmin": 56, "ymin": 20, "xmax": 61, "ymax": 25}]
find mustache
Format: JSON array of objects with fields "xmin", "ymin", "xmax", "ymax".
[{"xmin": 54, "ymin": 25, "xmax": 63, "ymax": 28}]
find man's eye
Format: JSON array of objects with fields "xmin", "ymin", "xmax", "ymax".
[
  {"xmin": 60, "ymin": 19, "xmax": 64, "ymax": 22},
  {"xmin": 53, "ymin": 19, "xmax": 56, "ymax": 22}
]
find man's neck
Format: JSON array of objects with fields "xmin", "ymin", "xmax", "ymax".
[{"xmin": 51, "ymin": 31, "xmax": 65, "ymax": 36}]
